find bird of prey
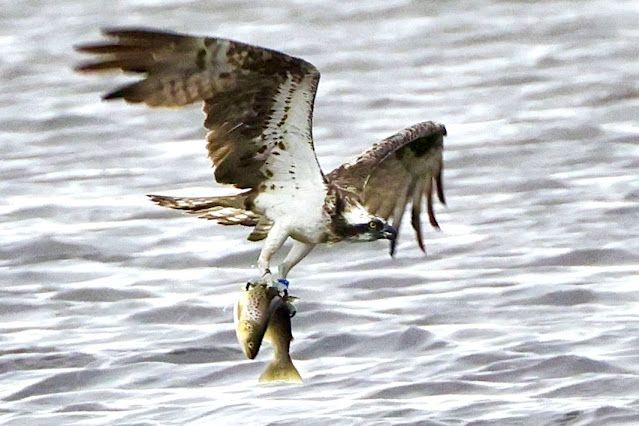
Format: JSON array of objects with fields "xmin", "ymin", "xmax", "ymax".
[{"xmin": 75, "ymin": 28, "xmax": 447, "ymax": 281}]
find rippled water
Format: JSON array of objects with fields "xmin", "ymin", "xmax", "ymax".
[{"xmin": 2, "ymin": 0, "xmax": 639, "ymax": 424}]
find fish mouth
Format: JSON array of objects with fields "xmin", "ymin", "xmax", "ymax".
[
  {"xmin": 237, "ymin": 322, "xmax": 268, "ymax": 359},
  {"xmin": 243, "ymin": 340, "xmax": 260, "ymax": 360}
]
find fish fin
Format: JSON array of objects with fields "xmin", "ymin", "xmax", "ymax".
[{"xmin": 258, "ymin": 357, "xmax": 302, "ymax": 384}]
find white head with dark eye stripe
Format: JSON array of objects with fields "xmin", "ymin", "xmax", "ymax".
[{"xmin": 332, "ymin": 197, "xmax": 397, "ymax": 242}]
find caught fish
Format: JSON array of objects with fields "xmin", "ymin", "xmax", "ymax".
[
  {"xmin": 259, "ymin": 296, "xmax": 302, "ymax": 384},
  {"xmin": 234, "ymin": 281, "xmax": 283, "ymax": 359}
]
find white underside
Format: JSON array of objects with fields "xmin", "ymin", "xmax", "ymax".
[
  {"xmin": 253, "ymin": 72, "xmax": 328, "ymax": 244},
  {"xmin": 249, "ymin": 72, "xmax": 327, "ymax": 275}
]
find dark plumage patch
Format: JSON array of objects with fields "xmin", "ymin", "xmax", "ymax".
[
  {"xmin": 196, "ymin": 48, "xmax": 206, "ymax": 71},
  {"xmin": 407, "ymin": 133, "xmax": 440, "ymax": 157},
  {"xmin": 278, "ymin": 114, "xmax": 288, "ymax": 127}
]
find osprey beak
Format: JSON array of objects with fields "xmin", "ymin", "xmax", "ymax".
[{"xmin": 382, "ymin": 224, "xmax": 397, "ymax": 241}]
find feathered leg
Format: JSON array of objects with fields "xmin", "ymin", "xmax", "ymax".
[
  {"xmin": 278, "ymin": 241, "xmax": 315, "ymax": 279},
  {"xmin": 257, "ymin": 224, "xmax": 289, "ymax": 281}
]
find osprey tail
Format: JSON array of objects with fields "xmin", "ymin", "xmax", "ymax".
[{"xmin": 148, "ymin": 194, "xmax": 272, "ymax": 241}]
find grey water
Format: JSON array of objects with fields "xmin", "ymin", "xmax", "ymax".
[{"xmin": 1, "ymin": 0, "xmax": 639, "ymax": 424}]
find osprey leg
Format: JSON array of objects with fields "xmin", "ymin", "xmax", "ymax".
[
  {"xmin": 278, "ymin": 241, "xmax": 315, "ymax": 279},
  {"xmin": 257, "ymin": 224, "xmax": 288, "ymax": 280}
]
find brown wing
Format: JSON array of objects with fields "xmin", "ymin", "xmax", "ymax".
[
  {"xmin": 327, "ymin": 121, "xmax": 446, "ymax": 255},
  {"xmin": 147, "ymin": 194, "xmax": 260, "ymax": 225},
  {"xmin": 75, "ymin": 27, "xmax": 325, "ymax": 196},
  {"xmin": 147, "ymin": 194, "xmax": 273, "ymax": 241}
]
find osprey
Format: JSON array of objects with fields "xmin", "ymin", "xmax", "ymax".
[{"xmin": 75, "ymin": 28, "xmax": 447, "ymax": 281}]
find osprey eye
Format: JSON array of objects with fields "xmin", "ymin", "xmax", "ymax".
[{"xmin": 368, "ymin": 220, "xmax": 380, "ymax": 230}]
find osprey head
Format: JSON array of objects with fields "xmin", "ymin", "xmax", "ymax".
[{"xmin": 330, "ymin": 192, "xmax": 397, "ymax": 242}]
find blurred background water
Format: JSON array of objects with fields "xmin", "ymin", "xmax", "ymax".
[{"xmin": 1, "ymin": 0, "xmax": 638, "ymax": 424}]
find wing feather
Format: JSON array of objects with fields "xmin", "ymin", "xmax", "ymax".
[
  {"xmin": 76, "ymin": 28, "xmax": 325, "ymax": 211},
  {"xmin": 147, "ymin": 194, "xmax": 261, "ymax": 226},
  {"xmin": 389, "ymin": 179, "xmax": 414, "ymax": 256},
  {"xmin": 410, "ymin": 179, "xmax": 427, "ymax": 253},
  {"xmin": 327, "ymin": 121, "xmax": 446, "ymax": 254}
]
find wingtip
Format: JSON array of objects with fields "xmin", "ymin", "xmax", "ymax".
[
  {"xmin": 102, "ymin": 89, "xmax": 125, "ymax": 101},
  {"xmin": 102, "ymin": 85, "xmax": 144, "ymax": 103},
  {"xmin": 438, "ymin": 190, "xmax": 446, "ymax": 206},
  {"xmin": 426, "ymin": 191, "xmax": 441, "ymax": 230},
  {"xmin": 101, "ymin": 26, "xmax": 186, "ymax": 41},
  {"xmin": 101, "ymin": 27, "xmax": 118, "ymax": 36},
  {"xmin": 73, "ymin": 61, "xmax": 101, "ymax": 73},
  {"xmin": 411, "ymin": 205, "xmax": 426, "ymax": 253},
  {"xmin": 72, "ymin": 43, "xmax": 89, "ymax": 53},
  {"xmin": 147, "ymin": 194, "xmax": 167, "ymax": 206},
  {"xmin": 100, "ymin": 26, "xmax": 143, "ymax": 37},
  {"xmin": 436, "ymin": 170, "xmax": 446, "ymax": 205},
  {"xmin": 147, "ymin": 194, "xmax": 167, "ymax": 204},
  {"xmin": 417, "ymin": 237, "xmax": 426, "ymax": 254}
]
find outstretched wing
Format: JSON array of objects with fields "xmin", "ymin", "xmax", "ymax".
[
  {"xmin": 75, "ymin": 28, "xmax": 326, "ymax": 213},
  {"xmin": 327, "ymin": 121, "xmax": 446, "ymax": 255}
]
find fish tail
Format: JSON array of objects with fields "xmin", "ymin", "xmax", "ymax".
[{"xmin": 258, "ymin": 357, "xmax": 302, "ymax": 384}]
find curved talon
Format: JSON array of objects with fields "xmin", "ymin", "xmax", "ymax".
[
  {"xmin": 261, "ymin": 269, "xmax": 273, "ymax": 285},
  {"xmin": 286, "ymin": 302, "xmax": 297, "ymax": 318}
]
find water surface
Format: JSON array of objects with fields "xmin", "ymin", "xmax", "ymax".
[{"xmin": 1, "ymin": 0, "xmax": 638, "ymax": 424}]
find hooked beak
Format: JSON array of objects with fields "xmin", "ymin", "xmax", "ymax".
[
  {"xmin": 382, "ymin": 224, "xmax": 397, "ymax": 241},
  {"xmin": 383, "ymin": 224, "xmax": 398, "ymax": 257}
]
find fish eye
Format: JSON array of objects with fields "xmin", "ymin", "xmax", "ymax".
[{"xmin": 368, "ymin": 220, "xmax": 380, "ymax": 230}]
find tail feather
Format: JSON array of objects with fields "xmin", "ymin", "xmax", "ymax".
[
  {"xmin": 147, "ymin": 194, "xmax": 262, "ymax": 228},
  {"xmin": 258, "ymin": 357, "xmax": 302, "ymax": 384}
]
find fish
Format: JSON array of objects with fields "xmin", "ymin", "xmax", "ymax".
[
  {"xmin": 258, "ymin": 296, "xmax": 302, "ymax": 384},
  {"xmin": 234, "ymin": 281, "xmax": 284, "ymax": 360}
]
